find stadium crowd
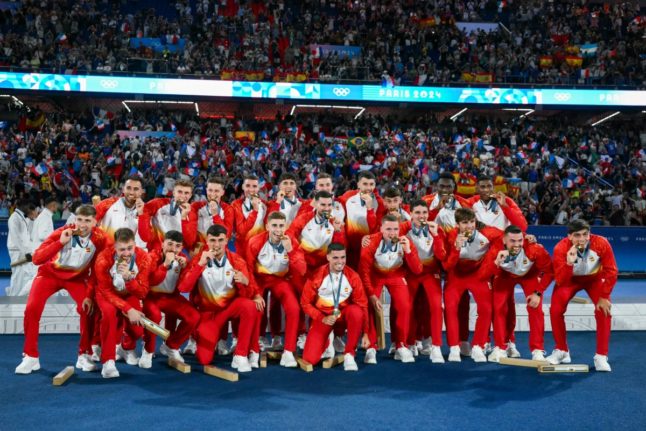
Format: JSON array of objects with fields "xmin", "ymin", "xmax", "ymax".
[
  {"xmin": 1, "ymin": 107, "xmax": 645, "ymax": 226},
  {"xmin": 0, "ymin": 0, "xmax": 643, "ymax": 86}
]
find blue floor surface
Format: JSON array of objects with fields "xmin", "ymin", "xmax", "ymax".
[{"xmin": 1, "ymin": 332, "xmax": 645, "ymax": 430}]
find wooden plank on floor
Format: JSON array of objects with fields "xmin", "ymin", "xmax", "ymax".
[
  {"xmin": 322, "ymin": 355, "xmax": 344, "ymax": 369},
  {"xmin": 52, "ymin": 366, "xmax": 75, "ymax": 386},
  {"xmin": 204, "ymin": 365, "xmax": 239, "ymax": 382}
]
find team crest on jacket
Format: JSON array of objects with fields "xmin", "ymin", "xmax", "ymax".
[
  {"xmin": 86, "ymin": 247, "xmax": 91, "ymax": 253},
  {"xmin": 480, "ymin": 241, "xmax": 485, "ymax": 246},
  {"xmin": 523, "ymin": 259, "xmax": 528, "ymax": 265},
  {"xmin": 225, "ymin": 271, "xmax": 232, "ymax": 276}
]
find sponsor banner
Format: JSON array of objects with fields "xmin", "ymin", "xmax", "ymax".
[{"xmin": 1, "ymin": 72, "xmax": 645, "ymax": 107}]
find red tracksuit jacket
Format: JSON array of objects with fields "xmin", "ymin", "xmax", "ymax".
[{"xmin": 94, "ymin": 247, "xmax": 151, "ymax": 313}]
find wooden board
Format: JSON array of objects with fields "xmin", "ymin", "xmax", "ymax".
[
  {"xmin": 322, "ymin": 355, "xmax": 345, "ymax": 369},
  {"xmin": 259, "ymin": 352, "xmax": 267, "ymax": 368},
  {"xmin": 265, "ymin": 351, "xmax": 283, "ymax": 361},
  {"xmin": 168, "ymin": 359, "xmax": 191, "ymax": 373},
  {"xmin": 570, "ymin": 296, "xmax": 591, "ymax": 304},
  {"xmin": 204, "ymin": 365, "xmax": 239, "ymax": 382},
  {"xmin": 140, "ymin": 316, "xmax": 170, "ymax": 340},
  {"xmin": 538, "ymin": 364, "xmax": 589, "ymax": 373},
  {"xmin": 375, "ymin": 306, "xmax": 386, "ymax": 350},
  {"xmin": 499, "ymin": 357, "xmax": 549, "ymax": 368},
  {"xmin": 52, "ymin": 366, "xmax": 75, "ymax": 386},
  {"xmin": 296, "ymin": 357, "xmax": 313, "ymax": 372}
]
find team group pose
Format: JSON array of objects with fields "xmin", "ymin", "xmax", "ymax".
[{"xmin": 14, "ymin": 172, "xmax": 618, "ymax": 378}]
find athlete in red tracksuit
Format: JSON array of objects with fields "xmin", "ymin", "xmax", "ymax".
[
  {"xmin": 399, "ymin": 199, "xmax": 447, "ymax": 363},
  {"xmin": 422, "ymin": 173, "xmax": 473, "ymax": 355},
  {"xmin": 442, "ymin": 208, "xmax": 503, "ymax": 362},
  {"xmin": 359, "ymin": 214, "xmax": 423, "ymax": 364},
  {"xmin": 178, "ymin": 224, "xmax": 264, "ymax": 372},
  {"xmin": 266, "ymin": 173, "xmax": 304, "ymax": 227},
  {"xmin": 246, "ymin": 212, "xmax": 307, "ymax": 367},
  {"xmin": 95, "ymin": 174, "xmax": 147, "ymax": 248},
  {"xmin": 138, "ymin": 178, "xmax": 198, "ymax": 252},
  {"xmin": 15, "ymin": 205, "xmax": 108, "ymax": 375},
  {"xmin": 140, "ymin": 230, "xmax": 199, "ymax": 368},
  {"xmin": 192, "ymin": 176, "xmax": 234, "ymax": 244},
  {"xmin": 94, "ymin": 227, "xmax": 151, "ymax": 378},
  {"xmin": 337, "ymin": 171, "xmax": 384, "ymax": 269},
  {"xmin": 231, "ymin": 175, "xmax": 268, "ymax": 258},
  {"xmin": 287, "ymin": 190, "xmax": 347, "ymax": 271},
  {"xmin": 466, "ymin": 176, "xmax": 530, "ymax": 356},
  {"xmin": 378, "ymin": 187, "xmax": 412, "ymax": 223},
  {"xmin": 480, "ymin": 225, "xmax": 553, "ymax": 362},
  {"xmin": 547, "ymin": 220, "xmax": 618, "ymax": 372},
  {"xmin": 301, "ymin": 243, "xmax": 371, "ymax": 370},
  {"xmin": 295, "ymin": 172, "xmax": 346, "ymax": 221}
]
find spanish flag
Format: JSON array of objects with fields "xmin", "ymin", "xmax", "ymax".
[
  {"xmin": 565, "ymin": 55, "xmax": 583, "ymax": 67},
  {"xmin": 539, "ymin": 56, "xmax": 553, "ymax": 68}
]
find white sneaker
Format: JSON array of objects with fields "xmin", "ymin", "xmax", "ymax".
[
  {"xmin": 101, "ymin": 360, "xmax": 120, "ymax": 378},
  {"xmin": 430, "ymin": 345, "xmax": 445, "ymax": 363},
  {"xmin": 297, "ymin": 334, "xmax": 307, "ymax": 350},
  {"xmin": 408, "ymin": 344, "xmax": 419, "ymax": 357},
  {"xmin": 416, "ymin": 340, "xmax": 423, "ymax": 351},
  {"xmin": 231, "ymin": 355, "xmax": 252, "ymax": 372},
  {"xmin": 487, "ymin": 347, "xmax": 508, "ymax": 363},
  {"xmin": 448, "ymin": 346, "xmax": 462, "ymax": 362},
  {"xmin": 217, "ymin": 340, "xmax": 230, "ymax": 356},
  {"xmin": 531, "ymin": 350, "xmax": 546, "ymax": 361},
  {"xmin": 395, "ymin": 347, "xmax": 415, "ymax": 363},
  {"xmin": 91, "ymin": 344, "xmax": 101, "ymax": 362},
  {"xmin": 76, "ymin": 354, "xmax": 98, "ymax": 372},
  {"xmin": 388, "ymin": 342, "xmax": 396, "ymax": 355},
  {"xmin": 138, "ymin": 350, "xmax": 153, "ymax": 369},
  {"xmin": 594, "ymin": 354, "xmax": 611, "ymax": 372},
  {"xmin": 115, "ymin": 344, "xmax": 124, "ymax": 361},
  {"xmin": 116, "ymin": 345, "xmax": 139, "ymax": 366},
  {"xmin": 546, "ymin": 349, "xmax": 571, "ymax": 365},
  {"xmin": 271, "ymin": 336, "xmax": 284, "ymax": 351},
  {"xmin": 507, "ymin": 342, "xmax": 521, "ymax": 358},
  {"xmin": 471, "ymin": 346, "xmax": 487, "ymax": 363},
  {"xmin": 484, "ymin": 342, "xmax": 493, "ymax": 354},
  {"xmin": 333, "ymin": 336, "xmax": 346, "ymax": 353},
  {"xmin": 343, "ymin": 353, "xmax": 358, "ymax": 371},
  {"xmin": 364, "ymin": 348, "xmax": 377, "ymax": 364},
  {"xmin": 459, "ymin": 341, "xmax": 472, "ymax": 357},
  {"xmin": 15, "ymin": 355, "xmax": 41, "ymax": 374},
  {"xmin": 280, "ymin": 350, "xmax": 298, "ymax": 368},
  {"xmin": 420, "ymin": 337, "xmax": 433, "ymax": 356},
  {"xmin": 160, "ymin": 343, "xmax": 185, "ymax": 363},
  {"xmin": 248, "ymin": 351, "xmax": 260, "ymax": 368},
  {"xmin": 182, "ymin": 337, "xmax": 197, "ymax": 355}
]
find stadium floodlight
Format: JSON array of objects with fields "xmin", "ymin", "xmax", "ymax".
[
  {"xmin": 195, "ymin": 103, "xmax": 200, "ymax": 115},
  {"xmin": 591, "ymin": 111, "xmax": 620, "ymax": 127},
  {"xmin": 290, "ymin": 104, "xmax": 365, "ymax": 117},
  {"xmin": 450, "ymin": 108, "xmax": 468, "ymax": 121}
]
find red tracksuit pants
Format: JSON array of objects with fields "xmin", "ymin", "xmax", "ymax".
[
  {"xmin": 367, "ymin": 276, "xmax": 411, "ymax": 349},
  {"xmin": 22, "ymin": 274, "xmax": 91, "ymax": 357},
  {"xmin": 550, "ymin": 278, "xmax": 612, "ymax": 356},
  {"xmin": 257, "ymin": 277, "xmax": 302, "ymax": 352},
  {"xmin": 143, "ymin": 292, "xmax": 200, "ymax": 352},
  {"xmin": 444, "ymin": 271, "xmax": 492, "ymax": 348},
  {"xmin": 195, "ymin": 297, "xmax": 260, "ymax": 365},
  {"xmin": 493, "ymin": 276, "xmax": 544, "ymax": 351},
  {"xmin": 407, "ymin": 273, "xmax": 443, "ymax": 346},
  {"xmin": 96, "ymin": 294, "xmax": 144, "ymax": 363},
  {"xmin": 302, "ymin": 304, "xmax": 364, "ymax": 365}
]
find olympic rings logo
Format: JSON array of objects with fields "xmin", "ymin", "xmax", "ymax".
[
  {"xmin": 100, "ymin": 79, "xmax": 119, "ymax": 89},
  {"xmin": 554, "ymin": 93, "xmax": 571, "ymax": 102},
  {"xmin": 332, "ymin": 87, "xmax": 350, "ymax": 97}
]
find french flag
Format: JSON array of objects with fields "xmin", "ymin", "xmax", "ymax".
[
  {"xmin": 184, "ymin": 167, "xmax": 198, "ymax": 177},
  {"xmin": 31, "ymin": 163, "xmax": 49, "ymax": 177},
  {"xmin": 305, "ymin": 171, "xmax": 317, "ymax": 184},
  {"xmin": 562, "ymin": 179, "xmax": 574, "ymax": 189},
  {"xmin": 57, "ymin": 33, "xmax": 68, "ymax": 43},
  {"xmin": 129, "ymin": 167, "xmax": 143, "ymax": 177},
  {"xmin": 393, "ymin": 133, "xmax": 404, "ymax": 143},
  {"xmin": 529, "ymin": 141, "xmax": 539, "ymax": 151}
]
